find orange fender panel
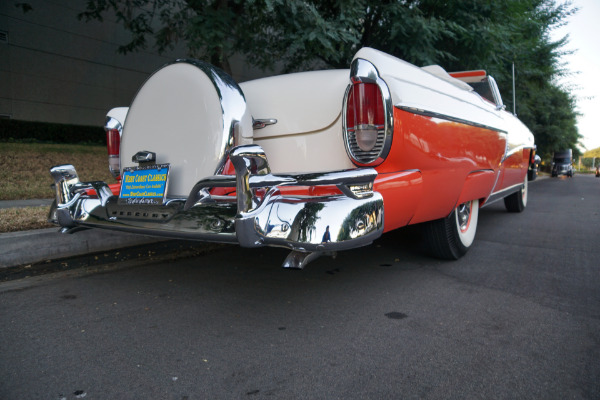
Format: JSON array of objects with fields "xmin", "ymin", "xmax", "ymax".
[
  {"xmin": 374, "ymin": 170, "xmax": 423, "ymax": 232},
  {"xmin": 456, "ymin": 170, "xmax": 496, "ymax": 206}
]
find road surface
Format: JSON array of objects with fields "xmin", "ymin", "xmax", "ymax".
[{"xmin": 1, "ymin": 175, "xmax": 598, "ymax": 399}]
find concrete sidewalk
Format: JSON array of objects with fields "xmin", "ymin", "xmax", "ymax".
[{"xmin": 0, "ymin": 199, "xmax": 54, "ymax": 208}]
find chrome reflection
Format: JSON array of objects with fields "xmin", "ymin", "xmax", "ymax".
[
  {"xmin": 456, "ymin": 201, "xmax": 472, "ymax": 231},
  {"xmin": 244, "ymin": 192, "xmax": 383, "ymax": 251},
  {"xmin": 104, "ymin": 116, "xmax": 123, "ymax": 133}
]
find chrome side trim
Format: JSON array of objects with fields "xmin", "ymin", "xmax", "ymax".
[
  {"xmin": 342, "ymin": 58, "xmax": 394, "ymax": 166},
  {"xmin": 394, "ymin": 105, "xmax": 507, "ymax": 134},
  {"xmin": 504, "ymin": 144, "xmax": 530, "ymax": 159},
  {"xmin": 482, "ymin": 182, "xmax": 524, "ymax": 207}
]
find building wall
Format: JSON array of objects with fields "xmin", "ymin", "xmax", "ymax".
[{"xmin": 0, "ymin": 0, "xmax": 265, "ymax": 127}]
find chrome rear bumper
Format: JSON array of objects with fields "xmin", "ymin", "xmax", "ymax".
[{"xmin": 49, "ymin": 145, "xmax": 383, "ymax": 268}]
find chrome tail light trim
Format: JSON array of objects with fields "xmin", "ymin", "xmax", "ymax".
[
  {"xmin": 342, "ymin": 58, "xmax": 394, "ymax": 166},
  {"xmin": 104, "ymin": 116, "xmax": 123, "ymax": 179}
]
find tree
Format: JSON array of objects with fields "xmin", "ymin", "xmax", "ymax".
[
  {"xmin": 78, "ymin": 0, "xmax": 365, "ymax": 74},
  {"xmin": 77, "ymin": 0, "xmax": 466, "ymax": 72}
]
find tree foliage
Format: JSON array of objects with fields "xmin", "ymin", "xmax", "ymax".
[
  {"xmin": 78, "ymin": 0, "xmax": 581, "ymax": 157},
  {"xmin": 583, "ymin": 147, "xmax": 600, "ymax": 159},
  {"xmin": 78, "ymin": 0, "xmax": 365, "ymax": 73}
]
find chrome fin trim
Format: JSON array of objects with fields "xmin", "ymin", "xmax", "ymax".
[{"xmin": 394, "ymin": 105, "xmax": 507, "ymax": 134}]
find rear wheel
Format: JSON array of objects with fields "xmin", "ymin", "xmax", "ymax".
[
  {"xmin": 423, "ymin": 199, "xmax": 479, "ymax": 260},
  {"xmin": 504, "ymin": 176, "xmax": 528, "ymax": 212}
]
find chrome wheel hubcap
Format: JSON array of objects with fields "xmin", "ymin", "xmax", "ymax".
[{"xmin": 457, "ymin": 202, "xmax": 472, "ymax": 232}]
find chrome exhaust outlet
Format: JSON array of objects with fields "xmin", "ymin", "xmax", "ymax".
[{"xmin": 282, "ymin": 250, "xmax": 337, "ymax": 269}]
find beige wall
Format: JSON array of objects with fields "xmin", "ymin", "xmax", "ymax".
[{"xmin": 0, "ymin": 0, "xmax": 265, "ymax": 127}]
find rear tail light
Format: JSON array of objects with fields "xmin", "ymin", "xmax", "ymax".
[
  {"xmin": 346, "ymin": 83, "xmax": 384, "ymax": 152},
  {"xmin": 343, "ymin": 59, "xmax": 393, "ymax": 166},
  {"xmin": 104, "ymin": 117, "xmax": 122, "ymax": 180}
]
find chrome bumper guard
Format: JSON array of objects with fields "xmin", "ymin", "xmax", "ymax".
[{"xmin": 49, "ymin": 145, "xmax": 383, "ymax": 268}]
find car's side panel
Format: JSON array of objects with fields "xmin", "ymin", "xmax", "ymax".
[
  {"xmin": 374, "ymin": 170, "xmax": 423, "ymax": 232},
  {"xmin": 456, "ymin": 170, "xmax": 497, "ymax": 206},
  {"xmin": 496, "ymin": 148, "xmax": 529, "ymax": 190},
  {"xmin": 376, "ymin": 108, "xmax": 506, "ymax": 226}
]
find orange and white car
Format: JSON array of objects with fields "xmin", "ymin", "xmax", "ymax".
[{"xmin": 49, "ymin": 48, "xmax": 535, "ymax": 268}]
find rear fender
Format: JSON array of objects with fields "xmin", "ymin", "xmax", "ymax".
[{"xmin": 456, "ymin": 170, "xmax": 496, "ymax": 207}]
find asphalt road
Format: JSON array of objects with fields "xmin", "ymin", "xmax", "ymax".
[{"xmin": 1, "ymin": 175, "xmax": 598, "ymax": 399}]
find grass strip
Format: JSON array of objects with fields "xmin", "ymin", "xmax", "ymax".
[
  {"xmin": 0, "ymin": 206, "xmax": 53, "ymax": 233},
  {"xmin": 2, "ymin": 142, "xmax": 117, "ymax": 232},
  {"xmin": 1, "ymin": 142, "xmax": 115, "ymax": 200}
]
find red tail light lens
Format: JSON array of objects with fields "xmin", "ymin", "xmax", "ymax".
[
  {"xmin": 106, "ymin": 128, "xmax": 121, "ymax": 179},
  {"xmin": 346, "ymin": 83, "xmax": 384, "ymax": 152},
  {"xmin": 107, "ymin": 128, "xmax": 120, "ymax": 156}
]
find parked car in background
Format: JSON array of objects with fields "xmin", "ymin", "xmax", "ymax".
[
  {"xmin": 551, "ymin": 149, "xmax": 573, "ymax": 177},
  {"xmin": 50, "ymin": 48, "xmax": 536, "ymax": 269}
]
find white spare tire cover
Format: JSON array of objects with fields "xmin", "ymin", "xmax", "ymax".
[{"xmin": 121, "ymin": 60, "xmax": 252, "ymax": 198}]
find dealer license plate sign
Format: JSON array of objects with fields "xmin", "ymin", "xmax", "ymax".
[{"xmin": 119, "ymin": 163, "xmax": 170, "ymax": 205}]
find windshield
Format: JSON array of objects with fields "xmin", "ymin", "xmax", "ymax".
[
  {"xmin": 554, "ymin": 158, "xmax": 571, "ymax": 164},
  {"xmin": 468, "ymin": 81, "xmax": 494, "ymax": 104}
]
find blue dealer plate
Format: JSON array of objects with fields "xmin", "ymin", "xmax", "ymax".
[{"xmin": 119, "ymin": 163, "xmax": 170, "ymax": 205}]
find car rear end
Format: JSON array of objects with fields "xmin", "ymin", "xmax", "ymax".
[{"xmin": 48, "ymin": 59, "xmax": 384, "ymax": 268}]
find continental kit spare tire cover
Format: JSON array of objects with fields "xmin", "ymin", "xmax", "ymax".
[{"xmin": 120, "ymin": 60, "xmax": 252, "ymax": 198}]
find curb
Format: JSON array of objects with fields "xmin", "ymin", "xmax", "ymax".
[
  {"xmin": 0, "ymin": 199, "xmax": 54, "ymax": 209},
  {"xmin": 0, "ymin": 227, "xmax": 165, "ymax": 269}
]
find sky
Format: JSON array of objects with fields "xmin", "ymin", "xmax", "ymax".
[{"xmin": 552, "ymin": 0, "xmax": 600, "ymax": 152}]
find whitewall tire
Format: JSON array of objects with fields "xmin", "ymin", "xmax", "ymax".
[
  {"xmin": 504, "ymin": 176, "xmax": 528, "ymax": 212},
  {"xmin": 423, "ymin": 199, "xmax": 480, "ymax": 260}
]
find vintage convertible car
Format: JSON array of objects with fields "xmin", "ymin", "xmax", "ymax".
[{"xmin": 49, "ymin": 48, "xmax": 535, "ymax": 268}]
